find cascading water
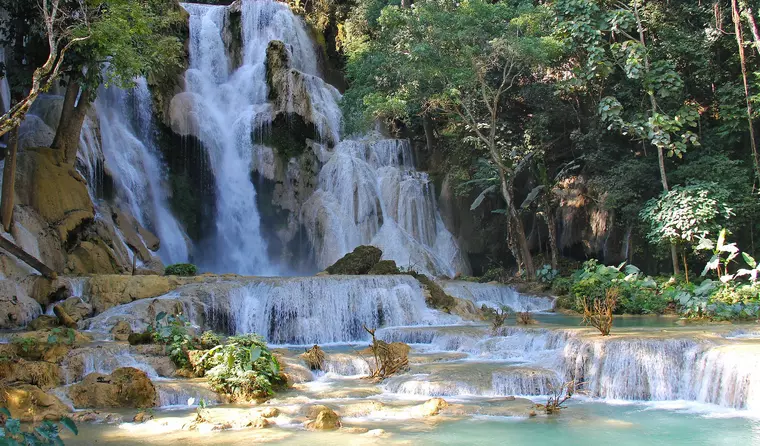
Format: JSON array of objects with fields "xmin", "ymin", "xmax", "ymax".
[
  {"xmin": 439, "ymin": 281, "xmax": 555, "ymax": 312},
  {"xmin": 96, "ymin": 81, "xmax": 190, "ymax": 265}
]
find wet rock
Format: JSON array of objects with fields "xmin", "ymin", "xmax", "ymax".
[
  {"xmin": 410, "ymin": 273, "xmax": 455, "ymax": 310},
  {"xmin": 28, "ymin": 315, "xmax": 61, "ymax": 330},
  {"xmin": 68, "ymin": 367, "xmax": 158, "ymax": 409},
  {"xmin": 71, "ymin": 411, "xmax": 124, "ymax": 424},
  {"xmin": 260, "ymin": 407, "xmax": 280, "ymax": 418},
  {"xmin": 0, "ymin": 280, "xmax": 42, "ymax": 329},
  {"xmin": 362, "ymin": 429, "xmax": 388, "ymax": 437},
  {"xmin": 133, "ymin": 410, "xmax": 154, "ymax": 423},
  {"xmin": 247, "ymin": 416, "xmax": 270, "ymax": 429},
  {"xmin": 305, "ymin": 405, "xmax": 341, "ymax": 430},
  {"xmin": 416, "ymin": 398, "xmax": 449, "ymax": 417},
  {"xmin": 61, "ymin": 296, "xmax": 92, "ymax": 322},
  {"xmin": 88, "ymin": 275, "xmax": 180, "ymax": 313},
  {"xmin": 12, "ymin": 329, "xmax": 92, "ymax": 363},
  {"xmin": 367, "ymin": 259, "xmax": 401, "ymax": 275},
  {"xmin": 0, "ymin": 358, "xmax": 63, "ymax": 390},
  {"xmin": 113, "ymin": 209, "xmax": 152, "ymax": 262},
  {"xmin": 128, "ymin": 331, "xmax": 154, "ymax": 345},
  {"xmin": 53, "ymin": 304, "xmax": 78, "ymax": 328},
  {"xmin": 325, "ymin": 245, "xmax": 382, "ymax": 275},
  {"xmin": 449, "ymin": 297, "xmax": 484, "ymax": 321},
  {"xmin": 111, "ymin": 320, "xmax": 133, "ymax": 341},
  {"xmin": 342, "ymin": 426, "xmax": 369, "ymax": 434},
  {"xmin": 0, "ymin": 384, "xmax": 70, "ymax": 421}
]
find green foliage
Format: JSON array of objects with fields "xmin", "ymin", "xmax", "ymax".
[
  {"xmin": 640, "ymin": 182, "xmax": 734, "ymax": 247},
  {"xmin": 194, "ymin": 334, "xmax": 283, "ymax": 399},
  {"xmin": 164, "ymin": 263, "xmax": 198, "ymax": 277},
  {"xmin": 200, "ymin": 331, "xmax": 222, "ymax": 350},
  {"xmin": 0, "ymin": 408, "xmax": 77, "ymax": 445},
  {"xmin": 536, "ymin": 264, "xmax": 559, "ymax": 284},
  {"xmin": 152, "ymin": 312, "xmax": 196, "ymax": 369}
]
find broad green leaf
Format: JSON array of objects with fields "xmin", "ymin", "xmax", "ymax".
[
  {"xmin": 155, "ymin": 311, "xmax": 167, "ymax": 322},
  {"xmin": 249, "ymin": 346, "xmax": 262, "ymax": 363},
  {"xmin": 60, "ymin": 416, "xmax": 78, "ymax": 435},
  {"xmin": 470, "ymin": 185, "xmax": 497, "ymax": 210},
  {"xmin": 743, "ymin": 252, "xmax": 757, "ymax": 268},
  {"xmin": 0, "ymin": 407, "xmax": 10, "ymax": 417}
]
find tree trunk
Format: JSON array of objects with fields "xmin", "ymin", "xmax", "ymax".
[
  {"xmin": 497, "ymin": 167, "xmax": 535, "ymax": 278},
  {"xmin": 1, "ymin": 126, "xmax": 18, "ymax": 232},
  {"xmin": 422, "ymin": 112, "xmax": 435, "ymax": 152},
  {"xmin": 401, "ymin": 0, "xmax": 411, "ymax": 8},
  {"xmin": 52, "ymin": 81, "xmax": 90, "ymax": 164},
  {"xmin": 543, "ymin": 199, "xmax": 559, "ymax": 270},
  {"xmin": 733, "ymin": 0, "xmax": 760, "ymax": 180},
  {"xmin": 741, "ymin": 2, "xmax": 760, "ymax": 57}
]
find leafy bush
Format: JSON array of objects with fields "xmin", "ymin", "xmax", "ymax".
[
  {"xmin": 164, "ymin": 263, "xmax": 198, "ymax": 276},
  {"xmin": 199, "ymin": 331, "xmax": 222, "ymax": 350},
  {"xmin": 152, "ymin": 312, "xmax": 196, "ymax": 369},
  {"xmin": 536, "ymin": 264, "xmax": 559, "ymax": 284},
  {"xmin": 0, "ymin": 408, "xmax": 77, "ymax": 445},
  {"xmin": 194, "ymin": 334, "xmax": 283, "ymax": 400}
]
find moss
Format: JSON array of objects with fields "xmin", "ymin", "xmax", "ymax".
[
  {"xmin": 128, "ymin": 332, "xmax": 154, "ymax": 346},
  {"xmin": 368, "ymin": 260, "xmax": 401, "ymax": 275},
  {"xmin": 326, "ymin": 245, "xmax": 382, "ymax": 275},
  {"xmin": 165, "ymin": 263, "xmax": 197, "ymax": 276},
  {"xmin": 258, "ymin": 112, "xmax": 317, "ymax": 160},
  {"xmin": 406, "ymin": 271, "xmax": 456, "ymax": 311}
]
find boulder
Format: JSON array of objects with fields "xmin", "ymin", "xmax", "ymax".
[
  {"xmin": 305, "ymin": 405, "xmax": 341, "ymax": 430},
  {"xmin": 0, "ymin": 384, "xmax": 70, "ymax": 421},
  {"xmin": 88, "ymin": 275, "xmax": 179, "ymax": 313},
  {"xmin": 367, "ymin": 259, "xmax": 401, "ymax": 275},
  {"xmin": 71, "ymin": 411, "xmax": 123, "ymax": 424},
  {"xmin": 415, "ymin": 398, "xmax": 449, "ymax": 417},
  {"xmin": 0, "ymin": 359, "xmax": 63, "ymax": 390},
  {"xmin": 53, "ymin": 304, "xmax": 77, "ymax": 328},
  {"xmin": 61, "ymin": 296, "xmax": 92, "ymax": 322},
  {"xmin": 111, "ymin": 320, "xmax": 133, "ymax": 341},
  {"xmin": 325, "ymin": 245, "xmax": 382, "ymax": 275},
  {"xmin": 12, "ymin": 329, "xmax": 92, "ymax": 363},
  {"xmin": 260, "ymin": 407, "xmax": 280, "ymax": 418},
  {"xmin": 68, "ymin": 367, "xmax": 158, "ymax": 409},
  {"xmin": 28, "ymin": 315, "xmax": 61, "ymax": 330},
  {"xmin": 0, "ymin": 280, "xmax": 42, "ymax": 329}
]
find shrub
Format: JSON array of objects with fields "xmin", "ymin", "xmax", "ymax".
[
  {"xmin": 581, "ymin": 287, "xmax": 618, "ymax": 336},
  {"xmin": 536, "ymin": 264, "xmax": 559, "ymax": 284},
  {"xmin": 0, "ymin": 408, "xmax": 77, "ymax": 445},
  {"xmin": 152, "ymin": 312, "xmax": 196, "ymax": 369},
  {"xmin": 199, "ymin": 331, "xmax": 222, "ymax": 350},
  {"xmin": 194, "ymin": 334, "xmax": 283, "ymax": 400},
  {"xmin": 165, "ymin": 263, "xmax": 198, "ymax": 276}
]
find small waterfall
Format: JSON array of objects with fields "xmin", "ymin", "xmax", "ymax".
[
  {"xmin": 61, "ymin": 344, "xmax": 160, "ymax": 384},
  {"xmin": 440, "ymin": 281, "xmax": 555, "ymax": 312},
  {"xmin": 321, "ymin": 354, "xmax": 373, "ymax": 376},
  {"xmin": 0, "ymin": 48, "xmax": 10, "ymax": 115},
  {"xmin": 302, "ymin": 138, "xmax": 469, "ymax": 276},
  {"xmin": 96, "ymin": 81, "xmax": 190, "ymax": 265},
  {"xmin": 155, "ymin": 380, "xmax": 224, "ymax": 407}
]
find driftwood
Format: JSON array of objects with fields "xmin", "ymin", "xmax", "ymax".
[
  {"xmin": 53, "ymin": 305, "xmax": 77, "ymax": 329},
  {"xmin": 303, "ymin": 345, "xmax": 325, "ymax": 371},
  {"xmin": 581, "ymin": 287, "xmax": 618, "ymax": 336},
  {"xmin": 0, "ymin": 235, "xmax": 57, "ymax": 279},
  {"xmin": 363, "ymin": 325, "xmax": 409, "ymax": 380},
  {"xmin": 536, "ymin": 380, "xmax": 578, "ymax": 415}
]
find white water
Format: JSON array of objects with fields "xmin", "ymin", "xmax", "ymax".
[
  {"xmin": 96, "ymin": 81, "xmax": 190, "ymax": 265},
  {"xmin": 302, "ymin": 138, "xmax": 469, "ymax": 276},
  {"xmin": 0, "ymin": 47, "xmax": 10, "ymax": 116},
  {"xmin": 439, "ymin": 281, "xmax": 555, "ymax": 312}
]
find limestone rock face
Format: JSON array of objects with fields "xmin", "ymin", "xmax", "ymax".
[
  {"xmin": 68, "ymin": 367, "xmax": 158, "ymax": 409},
  {"xmin": 14, "ymin": 148, "xmax": 94, "ymax": 243},
  {"xmin": 325, "ymin": 245, "xmax": 382, "ymax": 275},
  {"xmin": 87, "ymin": 275, "xmax": 180, "ymax": 313},
  {"xmin": 0, "ymin": 384, "xmax": 70, "ymax": 421},
  {"xmin": 28, "ymin": 315, "xmax": 61, "ymax": 330},
  {"xmin": 0, "ymin": 280, "xmax": 42, "ymax": 329},
  {"xmin": 0, "ymin": 359, "xmax": 63, "ymax": 390},
  {"xmin": 61, "ymin": 296, "xmax": 93, "ymax": 322},
  {"xmin": 305, "ymin": 405, "xmax": 341, "ymax": 430},
  {"xmin": 111, "ymin": 320, "xmax": 133, "ymax": 341}
]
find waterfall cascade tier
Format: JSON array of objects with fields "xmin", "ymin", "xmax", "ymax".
[{"xmin": 439, "ymin": 281, "xmax": 555, "ymax": 312}]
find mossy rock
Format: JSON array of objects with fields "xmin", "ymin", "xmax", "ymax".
[
  {"xmin": 326, "ymin": 246, "xmax": 382, "ymax": 275},
  {"xmin": 408, "ymin": 272, "xmax": 456, "ymax": 311},
  {"xmin": 368, "ymin": 260, "xmax": 401, "ymax": 275},
  {"xmin": 128, "ymin": 331, "xmax": 154, "ymax": 346}
]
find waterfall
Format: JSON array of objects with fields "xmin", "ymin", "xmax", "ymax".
[
  {"xmin": 0, "ymin": 48, "xmax": 10, "ymax": 116},
  {"xmin": 96, "ymin": 81, "xmax": 190, "ymax": 265},
  {"xmin": 302, "ymin": 138, "xmax": 469, "ymax": 276},
  {"xmin": 439, "ymin": 281, "xmax": 556, "ymax": 312}
]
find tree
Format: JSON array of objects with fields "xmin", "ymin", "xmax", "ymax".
[
  {"xmin": 640, "ymin": 182, "xmax": 734, "ymax": 281},
  {"xmin": 0, "ymin": 0, "xmax": 90, "ymax": 138},
  {"xmin": 554, "ymin": 0, "xmax": 702, "ymax": 275},
  {"xmin": 344, "ymin": 1, "xmax": 560, "ymax": 278},
  {"xmin": 51, "ymin": 0, "xmax": 185, "ymax": 164}
]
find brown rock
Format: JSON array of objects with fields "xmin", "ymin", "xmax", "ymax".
[
  {"xmin": 111, "ymin": 320, "xmax": 133, "ymax": 341},
  {"xmin": 28, "ymin": 315, "xmax": 61, "ymax": 330},
  {"xmin": 248, "ymin": 416, "xmax": 270, "ymax": 429},
  {"xmin": 0, "ymin": 359, "xmax": 63, "ymax": 390},
  {"xmin": 68, "ymin": 367, "xmax": 158, "ymax": 409},
  {"xmin": 260, "ymin": 407, "xmax": 280, "ymax": 418},
  {"xmin": 12, "ymin": 329, "xmax": 92, "ymax": 363},
  {"xmin": 71, "ymin": 411, "xmax": 123, "ymax": 424},
  {"xmin": 113, "ymin": 209, "xmax": 152, "ymax": 263},
  {"xmin": 0, "ymin": 384, "xmax": 70, "ymax": 421},
  {"xmin": 305, "ymin": 405, "xmax": 341, "ymax": 430},
  {"xmin": 88, "ymin": 275, "xmax": 179, "ymax": 313},
  {"xmin": 61, "ymin": 297, "xmax": 92, "ymax": 322},
  {"xmin": 133, "ymin": 410, "xmax": 154, "ymax": 423},
  {"xmin": 0, "ymin": 281, "xmax": 41, "ymax": 329},
  {"xmin": 416, "ymin": 398, "xmax": 448, "ymax": 417},
  {"xmin": 53, "ymin": 304, "xmax": 78, "ymax": 328}
]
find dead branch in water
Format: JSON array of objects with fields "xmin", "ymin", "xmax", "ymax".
[{"xmin": 362, "ymin": 325, "xmax": 409, "ymax": 380}]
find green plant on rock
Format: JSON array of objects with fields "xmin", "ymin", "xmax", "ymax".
[
  {"xmin": 194, "ymin": 334, "xmax": 283, "ymax": 400},
  {"xmin": 0, "ymin": 407, "xmax": 77, "ymax": 445},
  {"xmin": 536, "ymin": 264, "xmax": 559, "ymax": 284},
  {"xmin": 164, "ymin": 263, "xmax": 198, "ymax": 277},
  {"xmin": 152, "ymin": 312, "xmax": 196, "ymax": 369},
  {"xmin": 199, "ymin": 331, "xmax": 222, "ymax": 350}
]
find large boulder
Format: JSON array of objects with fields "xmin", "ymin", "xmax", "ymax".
[
  {"xmin": 0, "ymin": 359, "xmax": 63, "ymax": 390},
  {"xmin": 305, "ymin": 405, "xmax": 341, "ymax": 430},
  {"xmin": 68, "ymin": 367, "xmax": 158, "ymax": 409},
  {"xmin": 367, "ymin": 259, "xmax": 401, "ymax": 275},
  {"xmin": 87, "ymin": 275, "xmax": 180, "ymax": 313},
  {"xmin": 61, "ymin": 296, "xmax": 93, "ymax": 322},
  {"xmin": 325, "ymin": 245, "xmax": 382, "ymax": 275},
  {"xmin": 0, "ymin": 384, "xmax": 70, "ymax": 421},
  {"xmin": 0, "ymin": 280, "xmax": 42, "ymax": 329}
]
